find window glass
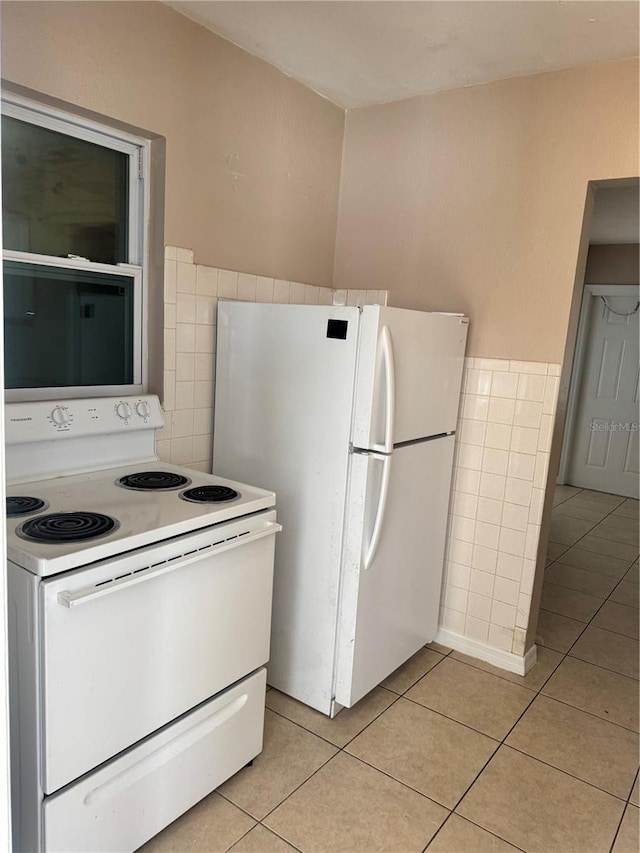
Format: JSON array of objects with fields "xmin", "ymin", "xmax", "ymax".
[
  {"xmin": 3, "ymin": 261, "xmax": 134, "ymax": 389},
  {"xmin": 1, "ymin": 115, "xmax": 129, "ymax": 264}
]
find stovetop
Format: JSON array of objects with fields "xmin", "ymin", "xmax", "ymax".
[{"xmin": 6, "ymin": 461, "xmax": 275, "ymax": 576}]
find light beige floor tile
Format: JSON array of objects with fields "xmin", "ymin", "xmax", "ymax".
[
  {"xmin": 264, "ymin": 752, "xmax": 448, "ymax": 853},
  {"xmin": 545, "ymin": 540, "xmax": 569, "ymax": 565},
  {"xmin": 406, "ymin": 658, "xmax": 534, "ymax": 739},
  {"xmin": 450, "ymin": 646, "xmax": 563, "ymax": 692},
  {"xmin": 554, "ymin": 503, "xmax": 609, "ymax": 523},
  {"xmin": 556, "ymin": 547, "xmax": 631, "ymax": 578},
  {"xmin": 535, "ymin": 609, "xmax": 585, "ymax": 653},
  {"xmin": 506, "ymin": 694, "xmax": 639, "ymax": 798},
  {"xmin": 601, "ymin": 513, "xmax": 640, "ymax": 534},
  {"xmin": 612, "ymin": 805, "xmax": 640, "ymax": 853},
  {"xmin": 345, "ymin": 697, "xmax": 498, "ymax": 808},
  {"xmin": 228, "ymin": 825, "xmax": 297, "ymax": 852},
  {"xmin": 540, "ymin": 581, "xmax": 604, "ymax": 622},
  {"xmin": 549, "ymin": 516, "xmax": 595, "ymax": 545},
  {"xmin": 630, "ymin": 775, "xmax": 639, "ymax": 806},
  {"xmin": 381, "ymin": 647, "xmax": 445, "ymax": 693},
  {"xmin": 571, "ymin": 490, "xmax": 625, "ymax": 508},
  {"xmin": 612, "ymin": 500, "xmax": 640, "ymax": 519},
  {"xmin": 138, "ymin": 793, "xmax": 255, "ymax": 853},
  {"xmin": 427, "ymin": 814, "xmax": 519, "ymax": 852},
  {"xmin": 218, "ymin": 710, "xmax": 337, "ymax": 819},
  {"xmin": 545, "ymin": 562, "xmax": 618, "ymax": 598},
  {"xmin": 618, "ymin": 498, "xmax": 639, "ymax": 514},
  {"xmin": 625, "ymin": 563, "xmax": 639, "ymax": 585},
  {"xmin": 569, "ymin": 625, "xmax": 639, "ymax": 680},
  {"xmin": 577, "ymin": 534, "xmax": 639, "ymax": 563},
  {"xmin": 265, "ymin": 686, "xmax": 395, "ymax": 748},
  {"xmin": 457, "ymin": 746, "xmax": 625, "ymax": 853},
  {"xmin": 542, "ymin": 656, "xmax": 639, "ymax": 731},
  {"xmin": 554, "ymin": 485, "xmax": 583, "ymax": 502},
  {"xmin": 593, "ymin": 601, "xmax": 639, "ymax": 640},
  {"xmin": 610, "ymin": 580, "xmax": 640, "ymax": 609},
  {"xmin": 426, "ymin": 641, "xmax": 453, "ymax": 654},
  {"xmin": 591, "ymin": 521, "xmax": 640, "ymax": 546}
]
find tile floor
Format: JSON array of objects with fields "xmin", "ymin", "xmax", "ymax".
[{"xmin": 141, "ymin": 486, "xmax": 639, "ymax": 853}]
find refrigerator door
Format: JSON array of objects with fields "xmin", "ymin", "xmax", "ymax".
[
  {"xmin": 214, "ymin": 302, "xmax": 360, "ymax": 715},
  {"xmin": 334, "ymin": 435, "xmax": 455, "ymax": 709},
  {"xmin": 352, "ymin": 306, "xmax": 468, "ymax": 448}
]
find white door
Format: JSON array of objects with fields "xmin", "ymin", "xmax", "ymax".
[
  {"xmin": 334, "ymin": 435, "xmax": 455, "ymax": 708},
  {"xmin": 567, "ymin": 289, "xmax": 639, "ymax": 498},
  {"xmin": 351, "ymin": 306, "xmax": 468, "ymax": 449}
]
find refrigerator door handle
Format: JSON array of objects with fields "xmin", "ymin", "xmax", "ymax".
[
  {"xmin": 372, "ymin": 325, "xmax": 396, "ymax": 454},
  {"xmin": 362, "ymin": 452, "xmax": 392, "ymax": 571}
]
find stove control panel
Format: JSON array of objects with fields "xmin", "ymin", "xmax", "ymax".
[{"xmin": 5, "ymin": 395, "xmax": 164, "ymax": 444}]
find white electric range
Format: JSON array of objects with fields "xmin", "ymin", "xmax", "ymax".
[{"xmin": 5, "ymin": 395, "xmax": 279, "ymax": 853}]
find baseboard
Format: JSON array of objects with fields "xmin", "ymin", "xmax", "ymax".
[{"xmin": 434, "ymin": 628, "xmax": 538, "ymax": 677}]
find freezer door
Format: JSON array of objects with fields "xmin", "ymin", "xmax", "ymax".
[
  {"xmin": 352, "ymin": 306, "xmax": 468, "ymax": 448},
  {"xmin": 335, "ymin": 436, "xmax": 455, "ymax": 708},
  {"xmin": 214, "ymin": 302, "xmax": 361, "ymax": 715}
]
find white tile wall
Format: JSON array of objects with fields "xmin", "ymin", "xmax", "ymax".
[
  {"xmin": 441, "ymin": 357, "xmax": 560, "ymax": 658},
  {"xmin": 158, "ymin": 247, "xmax": 388, "ymax": 472}
]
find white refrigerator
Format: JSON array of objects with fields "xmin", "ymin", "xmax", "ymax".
[{"xmin": 213, "ymin": 302, "xmax": 468, "ymax": 716}]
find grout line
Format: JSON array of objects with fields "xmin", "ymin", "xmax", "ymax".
[
  {"xmin": 625, "ymin": 767, "xmax": 639, "ymax": 804},
  {"xmin": 398, "ymin": 691, "xmax": 508, "ymax": 742},
  {"xmin": 503, "ymin": 740, "xmax": 632, "ymax": 803},
  {"xmin": 263, "ymin": 683, "xmax": 401, "ymax": 750},
  {"xmin": 422, "ymin": 811, "xmax": 528, "ymax": 853},
  {"xmin": 254, "ymin": 824, "xmax": 303, "ymax": 852},
  {"xmin": 230, "ymin": 490, "xmax": 635, "ymax": 853},
  {"xmin": 608, "ymin": 802, "xmax": 632, "ymax": 853},
  {"xmin": 226, "ymin": 746, "xmax": 338, "ymax": 827},
  {"xmin": 425, "ymin": 489, "xmax": 640, "ymax": 849},
  {"xmin": 536, "ymin": 690, "xmax": 640, "ymax": 735}
]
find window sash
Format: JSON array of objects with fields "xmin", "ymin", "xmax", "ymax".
[
  {"xmin": 3, "ymin": 251, "xmax": 143, "ymax": 402},
  {"xmin": 2, "ymin": 94, "xmax": 144, "ymax": 265}
]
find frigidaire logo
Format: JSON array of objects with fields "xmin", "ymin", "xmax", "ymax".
[{"xmin": 10, "ymin": 417, "xmax": 32, "ymax": 422}]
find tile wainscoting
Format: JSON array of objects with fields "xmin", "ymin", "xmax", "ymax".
[
  {"xmin": 156, "ymin": 246, "xmax": 387, "ymax": 471},
  {"xmin": 157, "ymin": 246, "xmax": 559, "ymax": 671},
  {"xmin": 437, "ymin": 358, "xmax": 560, "ymax": 667}
]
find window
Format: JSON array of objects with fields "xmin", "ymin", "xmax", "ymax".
[{"xmin": 1, "ymin": 93, "xmax": 148, "ymax": 400}]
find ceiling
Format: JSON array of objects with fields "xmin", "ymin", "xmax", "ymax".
[{"xmin": 166, "ymin": 1, "xmax": 639, "ymax": 109}]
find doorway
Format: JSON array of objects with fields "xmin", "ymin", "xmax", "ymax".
[{"xmin": 529, "ymin": 177, "xmax": 639, "ymax": 676}]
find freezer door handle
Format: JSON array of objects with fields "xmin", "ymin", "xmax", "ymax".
[
  {"xmin": 362, "ymin": 452, "xmax": 392, "ymax": 571},
  {"xmin": 372, "ymin": 325, "xmax": 396, "ymax": 454}
]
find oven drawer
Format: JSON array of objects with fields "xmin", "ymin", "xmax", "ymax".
[
  {"xmin": 40, "ymin": 510, "xmax": 278, "ymax": 794},
  {"xmin": 43, "ymin": 667, "xmax": 266, "ymax": 853}
]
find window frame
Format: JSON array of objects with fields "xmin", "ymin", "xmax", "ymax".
[{"xmin": 2, "ymin": 90, "xmax": 150, "ymax": 402}]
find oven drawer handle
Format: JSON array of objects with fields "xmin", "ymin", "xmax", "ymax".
[
  {"xmin": 57, "ymin": 521, "xmax": 282, "ymax": 608},
  {"xmin": 83, "ymin": 692, "xmax": 249, "ymax": 806}
]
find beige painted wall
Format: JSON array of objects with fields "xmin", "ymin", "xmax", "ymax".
[
  {"xmin": 1, "ymin": 1, "xmax": 344, "ymax": 288},
  {"xmin": 585, "ymin": 243, "xmax": 640, "ymax": 284},
  {"xmin": 334, "ymin": 59, "xmax": 639, "ymax": 362}
]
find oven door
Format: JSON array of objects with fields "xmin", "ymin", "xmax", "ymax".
[{"xmin": 39, "ymin": 509, "xmax": 279, "ymax": 794}]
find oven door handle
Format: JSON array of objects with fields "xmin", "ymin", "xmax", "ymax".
[{"xmin": 57, "ymin": 521, "xmax": 282, "ymax": 608}]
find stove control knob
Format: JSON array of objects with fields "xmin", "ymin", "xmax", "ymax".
[
  {"xmin": 135, "ymin": 400, "xmax": 151, "ymax": 420},
  {"xmin": 115, "ymin": 402, "xmax": 132, "ymax": 421},
  {"xmin": 51, "ymin": 406, "xmax": 69, "ymax": 426}
]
